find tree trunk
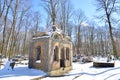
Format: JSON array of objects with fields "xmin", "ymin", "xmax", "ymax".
[
  {"xmin": 107, "ymin": 14, "xmax": 118, "ymax": 58},
  {"xmin": 0, "ymin": 0, "xmax": 13, "ymax": 54}
]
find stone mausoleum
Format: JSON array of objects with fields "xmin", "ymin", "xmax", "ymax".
[{"xmin": 29, "ymin": 26, "xmax": 73, "ymax": 76}]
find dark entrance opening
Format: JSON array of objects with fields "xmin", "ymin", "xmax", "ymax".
[
  {"xmin": 60, "ymin": 59, "xmax": 65, "ymax": 67},
  {"xmin": 60, "ymin": 48, "xmax": 65, "ymax": 68}
]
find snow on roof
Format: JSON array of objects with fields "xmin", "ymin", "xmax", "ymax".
[
  {"xmin": 55, "ymin": 27, "xmax": 62, "ymax": 34},
  {"xmin": 46, "ymin": 27, "xmax": 62, "ymax": 36},
  {"xmin": 32, "ymin": 27, "xmax": 63, "ymax": 40},
  {"xmin": 32, "ymin": 36, "xmax": 50, "ymax": 39}
]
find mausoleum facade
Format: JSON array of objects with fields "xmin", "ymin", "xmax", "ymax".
[{"xmin": 29, "ymin": 28, "xmax": 73, "ymax": 76}]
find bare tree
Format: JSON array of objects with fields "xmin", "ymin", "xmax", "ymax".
[
  {"xmin": 58, "ymin": 0, "xmax": 73, "ymax": 33},
  {"xmin": 8, "ymin": 0, "xmax": 19, "ymax": 60},
  {"xmin": 33, "ymin": 11, "xmax": 42, "ymax": 34},
  {"xmin": 2, "ymin": 0, "xmax": 30, "ymax": 59},
  {"xmin": 73, "ymin": 9, "xmax": 86, "ymax": 55},
  {"xmin": 0, "ymin": 0, "xmax": 13, "ymax": 54},
  {"xmin": 0, "ymin": 0, "xmax": 5, "ymax": 18},
  {"xmin": 87, "ymin": 26, "xmax": 95, "ymax": 56},
  {"xmin": 41, "ymin": 0, "xmax": 59, "ymax": 31},
  {"xmin": 21, "ymin": 13, "xmax": 31, "ymax": 56},
  {"xmin": 14, "ymin": 2, "xmax": 30, "ymax": 56},
  {"xmin": 95, "ymin": 0, "xmax": 120, "ymax": 58},
  {"xmin": 66, "ymin": 22, "xmax": 73, "ymax": 37}
]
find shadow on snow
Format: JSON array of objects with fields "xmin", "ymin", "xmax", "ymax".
[
  {"xmin": 0, "ymin": 66, "xmax": 46, "ymax": 79},
  {"xmin": 66, "ymin": 67, "xmax": 120, "ymax": 77}
]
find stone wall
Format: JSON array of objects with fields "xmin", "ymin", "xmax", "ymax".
[
  {"xmin": 29, "ymin": 32, "xmax": 73, "ymax": 76},
  {"xmin": 30, "ymin": 37, "xmax": 50, "ymax": 72},
  {"xmin": 50, "ymin": 39, "xmax": 72, "ymax": 71}
]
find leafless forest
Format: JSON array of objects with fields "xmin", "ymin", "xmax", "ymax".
[{"xmin": 0, "ymin": 0, "xmax": 120, "ymax": 60}]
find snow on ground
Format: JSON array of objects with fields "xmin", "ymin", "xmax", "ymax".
[
  {"xmin": 42, "ymin": 60, "xmax": 120, "ymax": 80},
  {"xmin": 1, "ymin": 60, "xmax": 120, "ymax": 80},
  {"xmin": 0, "ymin": 61, "xmax": 46, "ymax": 80}
]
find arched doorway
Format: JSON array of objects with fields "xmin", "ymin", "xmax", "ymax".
[
  {"xmin": 53, "ymin": 46, "xmax": 58, "ymax": 61},
  {"xmin": 60, "ymin": 47, "xmax": 65, "ymax": 68}
]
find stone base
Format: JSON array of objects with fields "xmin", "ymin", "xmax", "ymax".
[
  {"xmin": 93, "ymin": 62, "xmax": 114, "ymax": 67},
  {"xmin": 47, "ymin": 66, "xmax": 72, "ymax": 76}
]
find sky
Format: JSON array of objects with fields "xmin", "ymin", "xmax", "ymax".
[
  {"xmin": 70, "ymin": 0, "xmax": 96, "ymax": 19},
  {"xmin": 30, "ymin": 0, "xmax": 97, "ymax": 26}
]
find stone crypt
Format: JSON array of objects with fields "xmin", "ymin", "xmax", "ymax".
[{"xmin": 29, "ymin": 25, "xmax": 73, "ymax": 76}]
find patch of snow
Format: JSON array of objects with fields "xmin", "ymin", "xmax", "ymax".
[
  {"xmin": 0, "ymin": 61, "xmax": 46, "ymax": 80},
  {"xmin": 55, "ymin": 27, "xmax": 62, "ymax": 34},
  {"xmin": 21, "ymin": 60, "xmax": 28, "ymax": 65},
  {"xmin": 36, "ymin": 60, "xmax": 41, "ymax": 63},
  {"xmin": 46, "ymin": 27, "xmax": 63, "ymax": 37},
  {"xmin": 32, "ymin": 36, "xmax": 50, "ymax": 39},
  {"xmin": 46, "ymin": 31, "xmax": 53, "ymax": 37},
  {"xmin": 93, "ymin": 57, "xmax": 107, "ymax": 62},
  {"xmin": 93, "ymin": 57, "xmax": 115, "ymax": 63}
]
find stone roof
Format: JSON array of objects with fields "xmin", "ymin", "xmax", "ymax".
[{"xmin": 32, "ymin": 28, "xmax": 71, "ymax": 41}]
